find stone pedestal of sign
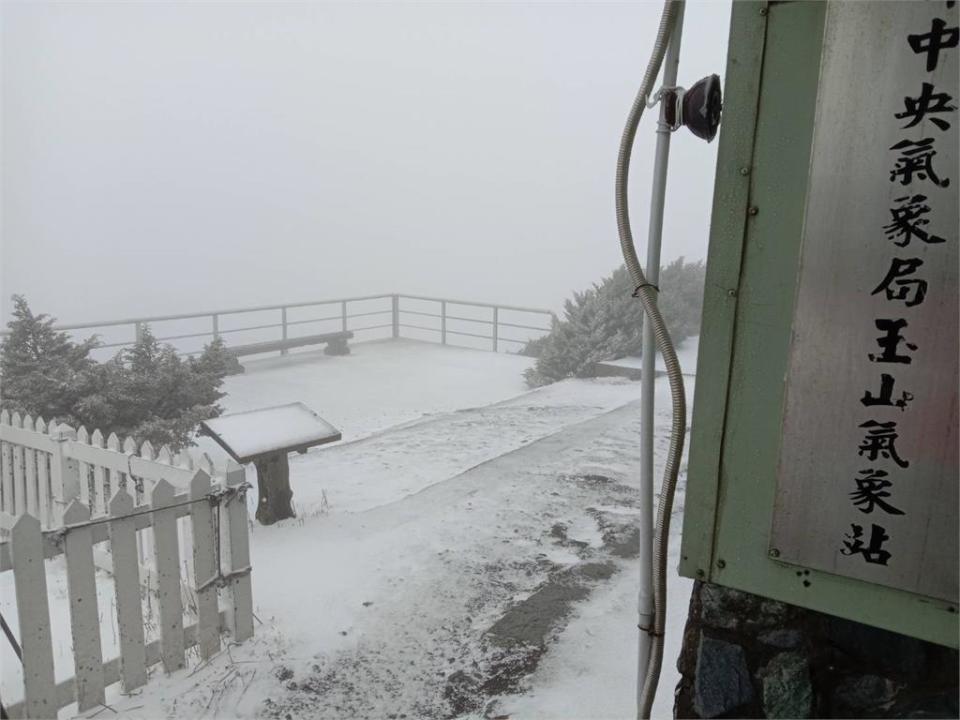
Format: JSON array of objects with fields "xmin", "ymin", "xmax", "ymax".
[{"xmin": 253, "ymin": 452, "xmax": 294, "ymax": 525}]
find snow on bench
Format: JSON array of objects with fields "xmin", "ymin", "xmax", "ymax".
[{"xmin": 226, "ymin": 330, "xmax": 353, "ymax": 359}]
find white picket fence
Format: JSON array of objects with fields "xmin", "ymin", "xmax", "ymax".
[
  {"xmin": 0, "ymin": 411, "xmax": 254, "ymax": 719},
  {"xmin": 0, "ymin": 410, "xmax": 227, "ymax": 585},
  {"xmin": 0, "ymin": 409, "xmax": 220, "ymax": 527}
]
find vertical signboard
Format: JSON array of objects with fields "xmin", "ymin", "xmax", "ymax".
[{"xmin": 772, "ymin": 1, "xmax": 958, "ymax": 602}]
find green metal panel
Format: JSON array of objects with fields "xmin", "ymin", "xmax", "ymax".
[{"xmin": 679, "ymin": 0, "xmax": 958, "ymax": 647}]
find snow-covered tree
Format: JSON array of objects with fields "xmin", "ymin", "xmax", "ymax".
[
  {"xmin": 1, "ymin": 296, "xmax": 231, "ymax": 450},
  {"xmin": 78, "ymin": 327, "xmax": 231, "ymax": 450},
  {"xmin": 0, "ymin": 295, "xmax": 99, "ymax": 421},
  {"xmin": 523, "ymin": 259, "xmax": 705, "ymax": 387}
]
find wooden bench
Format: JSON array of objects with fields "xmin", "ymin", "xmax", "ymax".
[{"xmin": 225, "ymin": 331, "xmax": 353, "ymax": 372}]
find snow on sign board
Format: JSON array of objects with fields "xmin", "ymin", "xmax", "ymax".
[{"xmin": 200, "ymin": 402, "xmax": 341, "ymax": 463}]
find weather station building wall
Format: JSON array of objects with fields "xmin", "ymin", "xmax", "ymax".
[{"xmin": 675, "ymin": 2, "xmax": 958, "ymax": 717}]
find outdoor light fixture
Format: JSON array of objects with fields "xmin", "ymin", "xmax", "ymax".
[{"xmin": 649, "ymin": 73, "xmax": 723, "ymax": 142}]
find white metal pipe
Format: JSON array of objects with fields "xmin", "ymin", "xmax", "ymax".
[{"xmin": 638, "ymin": 2, "xmax": 684, "ymax": 716}]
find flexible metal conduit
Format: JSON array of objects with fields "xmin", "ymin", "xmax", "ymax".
[{"xmin": 614, "ymin": 1, "xmax": 688, "ymax": 718}]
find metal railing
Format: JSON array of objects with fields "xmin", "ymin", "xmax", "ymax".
[{"xmin": 0, "ymin": 294, "xmax": 555, "ymax": 357}]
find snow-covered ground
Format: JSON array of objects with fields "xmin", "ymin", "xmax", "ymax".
[
  {"xmin": 1, "ymin": 337, "xmax": 697, "ymax": 720},
  {"xmin": 217, "ymin": 339, "xmax": 540, "ymax": 442}
]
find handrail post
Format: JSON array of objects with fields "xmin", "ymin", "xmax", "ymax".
[
  {"xmin": 280, "ymin": 307, "xmax": 288, "ymax": 355},
  {"xmin": 492, "ymin": 306, "xmax": 499, "ymax": 352},
  {"xmin": 341, "ymin": 300, "xmax": 348, "ymax": 332},
  {"xmin": 392, "ymin": 295, "xmax": 400, "ymax": 339},
  {"xmin": 441, "ymin": 301, "xmax": 447, "ymax": 345},
  {"xmin": 212, "ymin": 314, "xmax": 220, "ymax": 341}
]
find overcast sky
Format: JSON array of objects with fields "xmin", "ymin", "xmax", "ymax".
[{"xmin": 1, "ymin": 0, "xmax": 730, "ymax": 324}]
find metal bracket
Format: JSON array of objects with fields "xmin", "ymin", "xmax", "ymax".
[{"xmin": 646, "ymin": 85, "xmax": 688, "ymax": 132}]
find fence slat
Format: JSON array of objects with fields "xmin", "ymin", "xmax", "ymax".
[
  {"xmin": 22, "ymin": 415, "xmax": 35, "ymax": 518},
  {"xmin": 79, "ymin": 460, "xmax": 91, "ymax": 508},
  {"xmin": 190, "ymin": 471, "xmax": 221, "ymax": 659},
  {"xmin": 50, "ymin": 424, "xmax": 78, "ymax": 527},
  {"xmin": 91, "ymin": 430, "xmax": 110, "ymax": 518},
  {"xmin": 37, "ymin": 449, "xmax": 51, "ymax": 528},
  {"xmin": 63, "ymin": 500, "xmax": 107, "ymax": 711},
  {"xmin": 1, "ymin": 440, "xmax": 13, "ymax": 515},
  {"xmin": 223, "ymin": 464, "xmax": 254, "ymax": 642},
  {"xmin": 109, "ymin": 489, "xmax": 148, "ymax": 692},
  {"xmin": 140, "ymin": 441, "xmax": 155, "ymax": 462},
  {"xmin": 151, "ymin": 479, "xmax": 185, "ymax": 672},
  {"xmin": 91, "ymin": 466, "xmax": 105, "ymax": 517},
  {"xmin": 12, "ymin": 415, "xmax": 26, "ymax": 516},
  {"xmin": 76, "ymin": 427, "xmax": 92, "ymax": 512},
  {"xmin": 24, "ymin": 444, "xmax": 38, "ymax": 518},
  {"xmin": 11, "ymin": 513, "xmax": 57, "ymax": 718},
  {"xmin": 34, "ymin": 418, "xmax": 51, "ymax": 527}
]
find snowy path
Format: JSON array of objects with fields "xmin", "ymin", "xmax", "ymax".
[
  {"xmin": 105, "ymin": 373, "xmax": 692, "ymax": 720},
  {"xmin": 286, "ymin": 378, "xmax": 656, "ymax": 515}
]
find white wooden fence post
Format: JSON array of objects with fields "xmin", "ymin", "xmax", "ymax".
[
  {"xmin": 76, "ymin": 426, "xmax": 92, "ymax": 511},
  {"xmin": 190, "ymin": 470, "xmax": 221, "ymax": 659},
  {"xmin": 109, "ymin": 489, "xmax": 148, "ymax": 692},
  {"xmin": 151, "ymin": 479, "xmax": 185, "ymax": 672},
  {"xmin": 107, "ymin": 433, "xmax": 122, "ymax": 498},
  {"xmin": 492, "ymin": 306, "xmax": 499, "ymax": 352},
  {"xmin": 280, "ymin": 306, "xmax": 288, "ymax": 355},
  {"xmin": 12, "ymin": 413, "xmax": 26, "ymax": 516},
  {"xmin": 35, "ymin": 417, "xmax": 52, "ymax": 527},
  {"xmin": 21, "ymin": 416, "xmax": 37, "ymax": 519},
  {"xmin": 63, "ymin": 500, "xmax": 106, "ymax": 711},
  {"xmin": 1, "ymin": 409, "xmax": 13, "ymax": 515},
  {"xmin": 139, "ymin": 440, "xmax": 156, "ymax": 574},
  {"xmin": 11, "ymin": 513, "xmax": 57, "ymax": 718},
  {"xmin": 49, "ymin": 423, "xmax": 79, "ymax": 527},
  {"xmin": 222, "ymin": 463, "xmax": 253, "ymax": 641},
  {"xmin": 91, "ymin": 429, "xmax": 109, "ymax": 517}
]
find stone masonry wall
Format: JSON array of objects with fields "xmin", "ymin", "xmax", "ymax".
[{"xmin": 674, "ymin": 581, "xmax": 959, "ymax": 719}]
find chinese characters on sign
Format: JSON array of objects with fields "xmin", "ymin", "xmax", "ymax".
[
  {"xmin": 841, "ymin": 9, "xmax": 956, "ymax": 568},
  {"xmin": 772, "ymin": 1, "xmax": 958, "ymax": 603}
]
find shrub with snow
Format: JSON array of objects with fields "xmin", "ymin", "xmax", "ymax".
[
  {"xmin": 523, "ymin": 259, "xmax": 705, "ymax": 387},
  {"xmin": 1, "ymin": 295, "xmax": 231, "ymax": 449}
]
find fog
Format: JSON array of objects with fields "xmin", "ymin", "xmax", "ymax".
[{"xmin": 1, "ymin": 1, "xmax": 730, "ymax": 325}]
